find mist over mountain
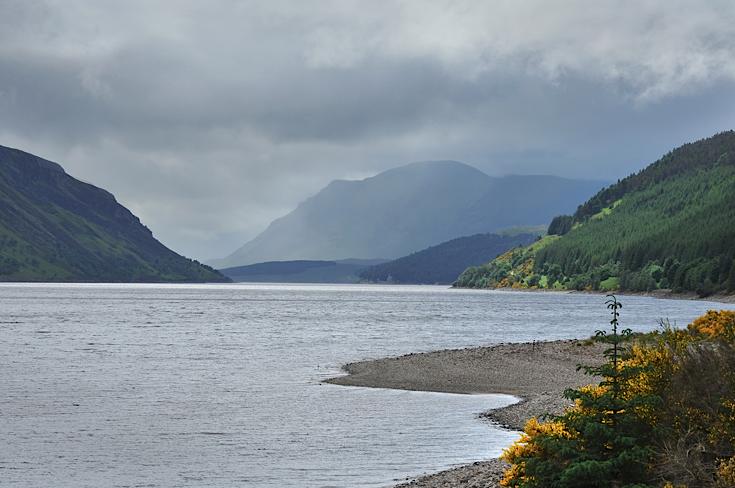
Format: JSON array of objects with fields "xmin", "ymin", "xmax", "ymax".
[
  {"xmin": 213, "ymin": 161, "xmax": 605, "ymax": 268},
  {"xmin": 0, "ymin": 145, "xmax": 227, "ymax": 282}
]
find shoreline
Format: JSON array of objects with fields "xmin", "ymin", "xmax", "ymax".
[
  {"xmin": 454, "ymin": 286, "xmax": 735, "ymax": 305},
  {"xmin": 325, "ymin": 339, "xmax": 605, "ymax": 487}
]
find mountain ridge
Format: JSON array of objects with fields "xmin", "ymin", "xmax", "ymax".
[
  {"xmin": 219, "ymin": 258, "xmax": 388, "ymax": 283},
  {"xmin": 213, "ymin": 160, "xmax": 606, "ymax": 268}
]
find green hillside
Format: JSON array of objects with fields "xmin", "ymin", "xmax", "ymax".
[
  {"xmin": 455, "ymin": 131, "xmax": 735, "ymax": 296},
  {"xmin": 0, "ymin": 145, "xmax": 228, "ymax": 282}
]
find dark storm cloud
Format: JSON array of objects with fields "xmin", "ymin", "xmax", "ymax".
[{"xmin": 1, "ymin": 0, "xmax": 734, "ymax": 259}]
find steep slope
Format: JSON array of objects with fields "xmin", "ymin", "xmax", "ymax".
[
  {"xmin": 0, "ymin": 145, "xmax": 227, "ymax": 282},
  {"xmin": 359, "ymin": 232, "xmax": 538, "ymax": 284},
  {"xmin": 214, "ymin": 161, "xmax": 604, "ymax": 267},
  {"xmin": 456, "ymin": 131, "xmax": 735, "ymax": 296}
]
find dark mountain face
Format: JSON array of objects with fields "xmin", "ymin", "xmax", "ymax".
[
  {"xmin": 0, "ymin": 145, "xmax": 228, "ymax": 282},
  {"xmin": 219, "ymin": 259, "xmax": 384, "ymax": 284},
  {"xmin": 359, "ymin": 232, "xmax": 539, "ymax": 284},
  {"xmin": 213, "ymin": 160, "xmax": 605, "ymax": 268}
]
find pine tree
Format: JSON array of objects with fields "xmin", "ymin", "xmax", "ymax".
[{"xmin": 502, "ymin": 297, "xmax": 661, "ymax": 487}]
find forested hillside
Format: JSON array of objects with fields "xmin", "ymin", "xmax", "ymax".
[
  {"xmin": 0, "ymin": 145, "xmax": 227, "ymax": 282},
  {"xmin": 456, "ymin": 131, "xmax": 735, "ymax": 296},
  {"xmin": 359, "ymin": 232, "xmax": 537, "ymax": 284}
]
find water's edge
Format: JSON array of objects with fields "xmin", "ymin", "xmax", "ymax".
[{"xmin": 326, "ymin": 338, "xmax": 606, "ymax": 486}]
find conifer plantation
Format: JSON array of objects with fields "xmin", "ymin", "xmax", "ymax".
[{"xmin": 456, "ymin": 132, "xmax": 735, "ymax": 297}]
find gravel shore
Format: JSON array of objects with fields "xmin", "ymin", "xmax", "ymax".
[
  {"xmin": 325, "ymin": 339, "xmax": 605, "ymax": 487},
  {"xmin": 478, "ymin": 287, "xmax": 735, "ymax": 304}
]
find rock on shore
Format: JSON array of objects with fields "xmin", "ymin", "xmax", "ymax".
[{"xmin": 394, "ymin": 459, "xmax": 510, "ymax": 488}]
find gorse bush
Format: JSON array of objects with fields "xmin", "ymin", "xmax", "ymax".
[
  {"xmin": 501, "ymin": 296, "xmax": 660, "ymax": 487},
  {"xmin": 501, "ymin": 303, "xmax": 735, "ymax": 488}
]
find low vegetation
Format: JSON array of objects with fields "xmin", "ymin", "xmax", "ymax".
[
  {"xmin": 454, "ymin": 235, "xmax": 559, "ymax": 289},
  {"xmin": 500, "ymin": 300, "xmax": 735, "ymax": 487}
]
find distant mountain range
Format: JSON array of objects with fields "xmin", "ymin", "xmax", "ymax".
[
  {"xmin": 220, "ymin": 259, "xmax": 386, "ymax": 283},
  {"xmin": 0, "ymin": 145, "xmax": 227, "ymax": 282},
  {"xmin": 212, "ymin": 161, "xmax": 605, "ymax": 268},
  {"xmin": 221, "ymin": 231, "xmax": 539, "ymax": 285},
  {"xmin": 456, "ymin": 131, "xmax": 735, "ymax": 297},
  {"xmin": 359, "ymin": 232, "xmax": 538, "ymax": 284}
]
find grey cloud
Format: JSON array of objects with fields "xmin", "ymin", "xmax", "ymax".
[{"xmin": 0, "ymin": 1, "xmax": 734, "ymax": 260}]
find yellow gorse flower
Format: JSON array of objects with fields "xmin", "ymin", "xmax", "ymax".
[
  {"xmin": 688, "ymin": 310, "xmax": 735, "ymax": 343},
  {"xmin": 500, "ymin": 310, "xmax": 735, "ymax": 487}
]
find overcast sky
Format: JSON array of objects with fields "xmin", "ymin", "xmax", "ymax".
[{"xmin": 1, "ymin": 1, "xmax": 734, "ymax": 260}]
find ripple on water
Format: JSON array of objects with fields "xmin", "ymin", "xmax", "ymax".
[{"xmin": 0, "ymin": 283, "xmax": 729, "ymax": 487}]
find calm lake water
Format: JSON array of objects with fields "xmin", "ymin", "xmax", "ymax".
[{"xmin": 0, "ymin": 283, "xmax": 730, "ymax": 487}]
